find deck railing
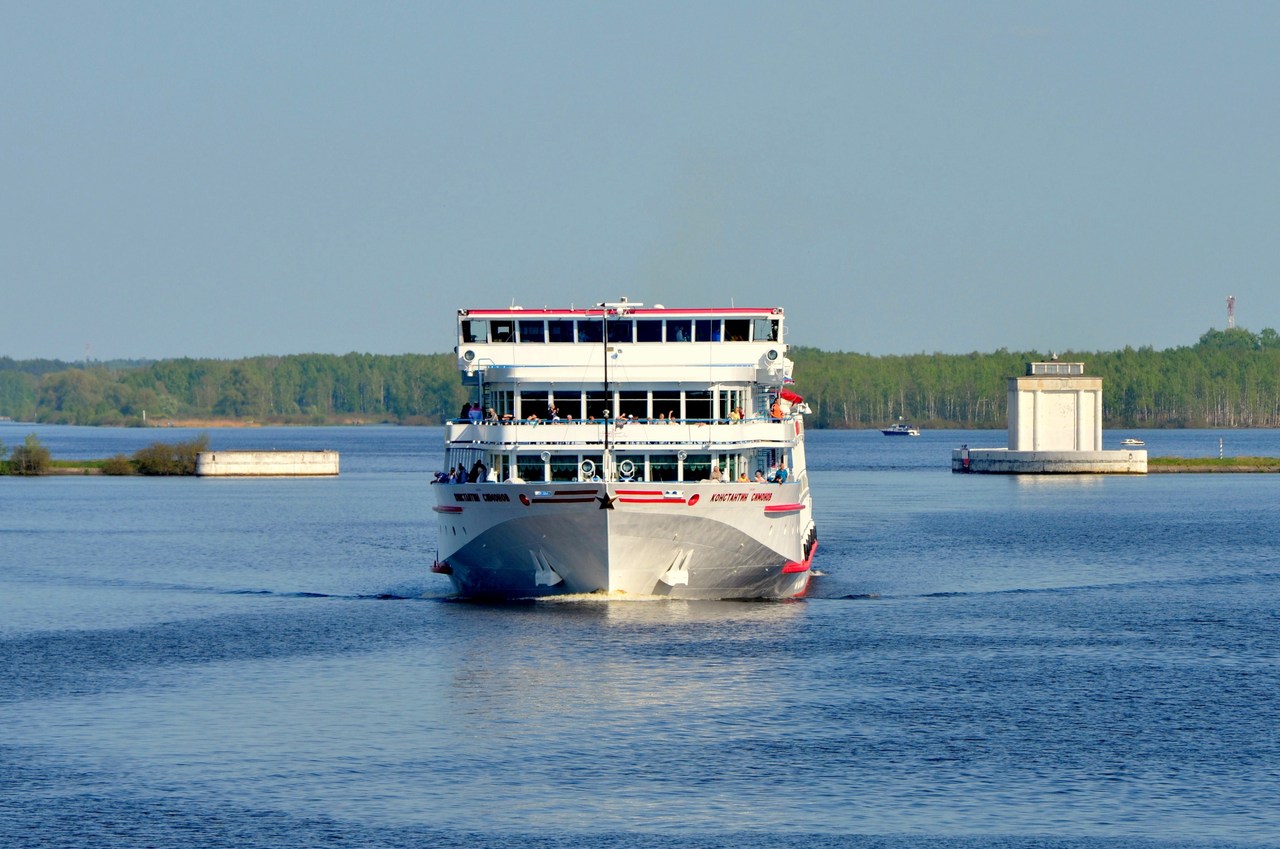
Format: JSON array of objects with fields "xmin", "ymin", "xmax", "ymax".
[{"xmin": 445, "ymin": 417, "xmax": 798, "ymax": 449}]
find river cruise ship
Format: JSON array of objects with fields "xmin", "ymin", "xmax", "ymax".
[{"xmin": 431, "ymin": 299, "xmax": 817, "ymax": 598}]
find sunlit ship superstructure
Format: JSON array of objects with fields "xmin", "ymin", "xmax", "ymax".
[{"xmin": 431, "ymin": 299, "xmax": 817, "ymax": 598}]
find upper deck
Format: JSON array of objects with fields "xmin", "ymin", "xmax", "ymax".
[{"xmin": 455, "ymin": 303, "xmax": 791, "ymax": 387}]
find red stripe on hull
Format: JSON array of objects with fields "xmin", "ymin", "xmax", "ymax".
[{"xmin": 783, "ymin": 539, "xmax": 819, "ymax": 574}]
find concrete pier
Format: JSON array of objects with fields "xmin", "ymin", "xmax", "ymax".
[
  {"xmin": 953, "ymin": 447, "xmax": 1147, "ymax": 474},
  {"xmin": 954, "ymin": 361, "xmax": 1146, "ymax": 474},
  {"xmin": 195, "ymin": 450, "xmax": 339, "ymax": 477}
]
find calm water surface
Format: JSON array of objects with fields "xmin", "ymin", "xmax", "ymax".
[{"xmin": 2, "ymin": 424, "xmax": 1278, "ymax": 847}]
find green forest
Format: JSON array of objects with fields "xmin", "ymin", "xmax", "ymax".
[{"xmin": 3, "ymin": 327, "xmax": 1279, "ymax": 429}]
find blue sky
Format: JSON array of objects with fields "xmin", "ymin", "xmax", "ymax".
[{"xmin": 3, "ymin": 1, "xmax": 1277, "ymax": 360}]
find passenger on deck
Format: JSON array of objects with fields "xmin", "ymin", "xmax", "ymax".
[{"xmin": 755, "ymin": 470, "xmax": 766, "ymax": 483}]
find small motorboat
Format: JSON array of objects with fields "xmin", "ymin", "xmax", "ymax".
[
  {"xmin": 882, "ymin": 421, "xmax": 920, "ymax": 436},
  {"xmin": 1121, "ymin": 438, "xmax": 1145, "ymax": 446}
]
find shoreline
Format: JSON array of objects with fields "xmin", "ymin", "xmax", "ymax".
[
  {"xmin": 1147, "ymin": 457, "xmax": 1280, "ymax": 473},
  {"xmin": 1148, "ymin": 465, "xmax": 1280, "ymax": 473}
]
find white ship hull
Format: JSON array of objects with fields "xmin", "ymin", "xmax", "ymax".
[{"xmin": 433, "ymin": 481, "xmax": 816, "ymax": 599}]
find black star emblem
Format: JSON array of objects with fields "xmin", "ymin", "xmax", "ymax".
[{"xmin": 597, "ymin": 493, "xmax": 617, "ymax": 510}]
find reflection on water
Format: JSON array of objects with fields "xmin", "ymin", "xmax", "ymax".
[{"xmin": 1007, "ymin": 473, "xmax": 1107, "ymax": 489}]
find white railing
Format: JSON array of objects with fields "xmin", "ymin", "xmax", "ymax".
[{"xmin": 446, "ymin": 418, "xmax": 798, "ymax": 449}]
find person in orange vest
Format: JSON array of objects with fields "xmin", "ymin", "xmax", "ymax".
[{"xmin": 770, "ymin": 397, "xmax": 783, "ymax": 419}]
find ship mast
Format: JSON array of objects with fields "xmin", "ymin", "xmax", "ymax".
[{"xmin": 597, "ymin": 298, "xmax": 641, "ymax": 482}]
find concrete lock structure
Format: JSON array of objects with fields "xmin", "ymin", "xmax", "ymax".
[
  {"xmin": 953, "ymin": 362, "xmax": 1146, "ymax": 474},
  {"xmin": 195, "ymin": 450, "xmax": 340, "ymax": 477}
]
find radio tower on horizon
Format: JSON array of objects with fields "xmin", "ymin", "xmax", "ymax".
[{"xmin": 1227, "ymin": 295, "xmax": 1236, "ymax": 329}]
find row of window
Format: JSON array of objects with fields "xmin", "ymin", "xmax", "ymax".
[
  {"xmin": 473, "ymin": 388, "xmax": 750, "ymax": 422},
  {"xmin": 447, "ymin": 450, "xmax": 784, "ymax": 484},
  {"xmin": 461, "ymin": 317, "xmax": 779, "ymax": 345}
]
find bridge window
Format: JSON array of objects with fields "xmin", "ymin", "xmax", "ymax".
[
  {"xmin": 578, "ymin": 321, "xmax": 603, "ymax": 343},
  {"xmin": 695, "ymin": 319, "xmax": 720, "ymax": 342},
  {"xmin": 518, "ymin": 320, "xmax": 545, "ymax": 343},
  {"xmin": 607, "ymin": 320, "xmax": 633, "ymax": 343},
  {"xmin": 666, "ymin": 320, "xmax": 692, "ymax": 342},
  {"xmin": 753, "ymin": 318, "xmax": 779, "ymax": 342},
  {"xmin": 491, "ymin": 320, "xmax": 514, "ymax": 342},
  {"xmin": 636, "ymin": 319, "xmax": 663, "ymax": 342},
  {"xmin": 462, "ymin": 319, "xmax": 486, "ymax": 343},
  {"xmin": 548, "ymin": 319, "xmax": 575, "ymax": 342},
  {"xmin": 724, "ymin": 319, "xmax": 750, "ymax": 342}
]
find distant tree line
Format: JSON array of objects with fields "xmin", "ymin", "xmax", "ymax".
[
  {"xmin": 0, "ymin": 353, "xmax": 463, "ymax": 426},
  {"xmin": 794, "ymin": 327, "xmax": 1280, "ymax": 429},
  {"xmin": 2, "ymin": 327, "xmax": 1280, "ymax": 428}
]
